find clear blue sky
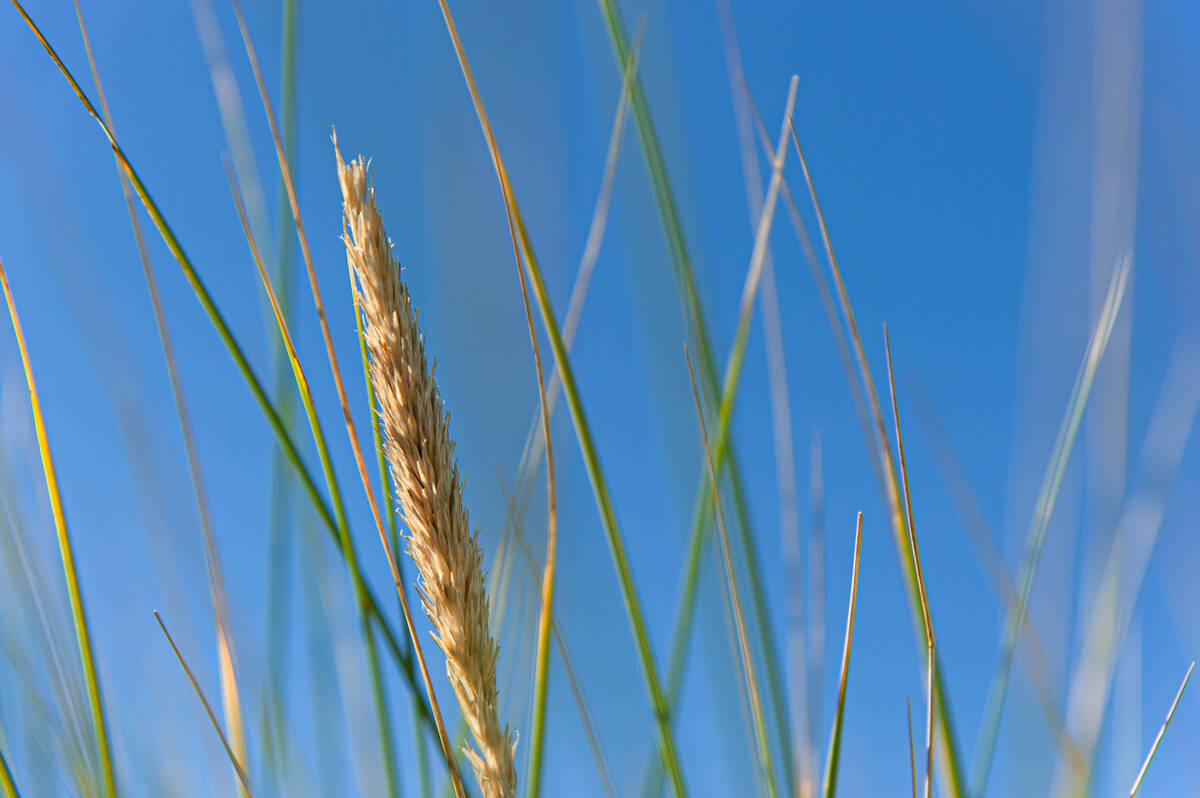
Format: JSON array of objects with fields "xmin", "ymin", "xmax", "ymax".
[{"xmin": 1, "ymin": 0, "xmax": 1198, "ymax": 795}]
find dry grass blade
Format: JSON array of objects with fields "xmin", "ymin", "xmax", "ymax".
[
  {"xmin": 821, "ymin": 512, "xmax": 863, "ymax": 798},
  {"xmin": 1129, "ymin": 661, "xmax": 1195, "ymax": 797},
  {"xmin": 338, "ymin": 147, "xmax": 516, "ymax": 798},
  {"xmin": 153, "ymin": 612, "xmax": 253, "ymax": 795},
  {"xmin": 789, "ymin": 118, "xmax": 966, "ymax": 796},
  {"xmin": 72, "ymin": 5, "xmax": 249, "ymax": 791},
  {"xmin": 884, "ymin": 328, "xmax": 935, "ymax": 798},
  {"xmin": 0, "ymin": 254, "xmax": 116, "ymax": 798},
  {"xmin": 687, "ymin": 348, "xmax": 779, "ymax": 798}
]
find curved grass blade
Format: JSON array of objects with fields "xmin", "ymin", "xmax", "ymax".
[
  {"xmin": 154, "ymin": 612, "xmax": 253, "ymax": 795},
  {"xmin": 820, "ymin": 513, "xmax": 862, "ymax": 798},
  {"xmin": 789, "ymin": 120, "xmax": 967, "ymax": 796},
  {"xmin": 72, "ymin": 6, "xmax": 250, "ymax": 792},
  {"xmin": 1129, "ymin": 662, "xmax": 1194, "ymax": 797},
  {"xmin": 7, "ymin": 2, "xmax": 422, "ymax": 717},
  {"xmin": 0, "ymin": 256, "xmax": 116, "ymax": 798},
  {"xmin": 687, "ymin": 349, "xmax": 779, "ymax": 798},
  {"xmin": 970, "ymin": 254, "xmax": 1131, "ymax": 794},
  {"xmin": 431, "ymin": 0, "xmax": 689, "ymax": 791}
]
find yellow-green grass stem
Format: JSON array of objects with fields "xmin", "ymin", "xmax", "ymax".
[
  {"xmin": 820, "ymin": 513, "xmax": 862, "ymax": 798},
  {"xmin": 0, "ymin": 256, "xmax": 116, "ymax": 798}
]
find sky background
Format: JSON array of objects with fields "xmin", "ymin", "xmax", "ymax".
[{"xmin": 1, "ymin": 0, "xmax": 1199, "ymax": 795}]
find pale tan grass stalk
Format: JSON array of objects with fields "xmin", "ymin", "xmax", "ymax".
[{"xmin": 337, "ymin": 150, "xmax": 517, "ymax": 798}]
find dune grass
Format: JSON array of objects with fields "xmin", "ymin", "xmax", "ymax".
[{"xmin": 3, "ymin": 3, "xmax": 1195, "ymax": 798}]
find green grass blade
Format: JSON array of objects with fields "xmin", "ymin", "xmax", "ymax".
[
  {"xmin": 688, "ymin": 350, "xmax": 779, "ymax": 797},
  {"xmin": 72, "ymin": 5, "xmax": 251, "ymax": 791},
  {"xmin": 1129, "ymin": 661, "xmax": 1194, "ymax": 797},
  {"xmin": 970, "ymin": 255, "xmax": 1131, "ymax": 794},
  {"xmin": 0, "ymin": 743, "xmax": 17, "ymax": 798},
  {"xmin": 0, "ymin": 256, "xmax": 117, "ymax": 798},
  {"xmin": 430, "ymin": 1, "xmax": 690, "ymax": 791},
  {"xmin": 820, "ymin": 513, "xmax": 862, "ymax": 798}
]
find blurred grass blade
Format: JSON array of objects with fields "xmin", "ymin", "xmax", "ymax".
[
  {"xmin": 0, "ymin": 256, "xmax": 116, "ymax": 798},
  {"xmin": 72, "ymin": 5, "xmax": 249, "ymax": 792},
  {"xmin": 884, "ymin": 330, "xmax": 935, "ymax": 798},
  {"xmin": 820, "ymin": 512, "xmax": 862, "ymax": 798},
  {"xmin": 591, "ymin": 13, "xmax": 796, "ymax": 798},
  {"xmin": 431, "ymin": 0, "xmax": 690, "ymax": 792},
  {"xmin": 907, "ymin": 698, "xmax": 917, "ymax": 798},
  {"xmin": 225, "ymin": 159, "xmax": 406, "ymax": 798},
  {"xmin": 789, "ymin": 119, "xmax": 967, "ymax": 796},
  {"xmin": 8, "ymin": 2, "xmax": 423, "ymax": 718},
  {"xmin": 154, "ymin": 612, "xmax": 253, "ymax": 795},
  {"xmin": 687, "ymin": 349, "xmax": 779, "ymax": 798},
  {"xmin": 970, "ymin": 254, "xmax": 1131, "ymax": 794},
  {"xmin": 0, "ymin": 739, "xmax": 19, "ymax": 798},
  {"xmin": 1129, "ymin": 661, "xmax": 1194, "ymax": 797}
]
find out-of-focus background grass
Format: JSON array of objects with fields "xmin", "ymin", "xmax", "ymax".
[{"xmin": 1, "ymin": 0, "xmax": 1199, "ymax": 795}]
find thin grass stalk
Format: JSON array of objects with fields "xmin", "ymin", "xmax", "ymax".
[
  {"xmin": 429, "ymin": 1, "xmax": 689, "ymax": 793},
  {"xmin": 496, "ymin": 476, "xmax": 618, "ymax": 798},
  {"xmin": 970, "ymin": 255, "xmax": 1131, "ymax": 794},
  {"xmin": 789, "ymin": 120, "xmax": 966, "ymax": 796},
  {"xmin": 231, "ymin": 6, "xmax": 458, "ymax": 792},
  {"xmin": 808, "ymin": 431, "xmax": 826, "ymax": 791},
  {"xmin": 907, "ymin": 698, "xmax": 917, "ymax": 798},
  {"xmin": 883, "ymin": 330, "xmax": 935, "ymax": 798},
  {"xmin": 688, "ymin": 349, "xmax": 779, "ymax": 798},
  {"xmin": 9, "ymin": 1, "xmax": 424, "ymax": 714},
  {"xmin": 1129, "ymin": 662, "xmax": 1194, "ymax": 797},
  {"xmin": 225, "ymin": 160, "xmax": 406, "ymax": 798},
  {"xmin": 73, "ymin": 7, "xmax": 250, "ymax": 793},
  {"xmin": 154, "ymin": 612, "xmax": 253, "ymax": 795},
  {"xmin": 820, "ymin": 513, "xmax": 862, "ymax": 798},
  {"xmin": 0, "ymin": 256, "xmax": 116, "ymax": 798}
]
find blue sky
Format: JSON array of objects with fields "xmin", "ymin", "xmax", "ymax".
[{"xmin": 1, "ymin": 0, "xmax": 1199, "ymax": 795}]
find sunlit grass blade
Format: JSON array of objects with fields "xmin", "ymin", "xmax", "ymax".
[
  {"xmin": 154, "ymin": 611, "xmax": 253, "ymax": 795},
  {"xmin": 224, "ymin": 158, "xmax": 407, "ymax": 798},
  {"xmin": 0, "ymin": 255, "xmax": 116, "ymax": 798},
  {"xmin": 72, "ymin": 5, "xmax": 250, "ymax": 792},
  {"xmin": 496, "ymin": 473, "xmax": 618, "ymax": 798},
  {"xmin": 687, "ymin": 348, "xmax": 779, "ymax": 797},
  {"xmin": 1129, "ymin": 661, "xmax": 1194, "ymax": 797},
  {"xmin": 431, "ymin": 0, "xmax": 689, "ymax": 792},
  {"xmin": 788, "ymin": 118, "xmax": 967, "ymax": 796},
  {"xmin": 970, "ymin": 254, "xmax": 1131, "ymax": 794},
  {"xmin": 820, "ymin": 512, "xmax": 862, "ymax": 798},
  {"xmin": 7, "ymin": 0, "xmax": 423, "ymax": 718},
  {"xmin": 884, "ymin": 329, "xmax": 935, "ymax": 798},
  {"xmin": 0, "ymin": 743, "xmax": 16, "ymax": 798}
]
